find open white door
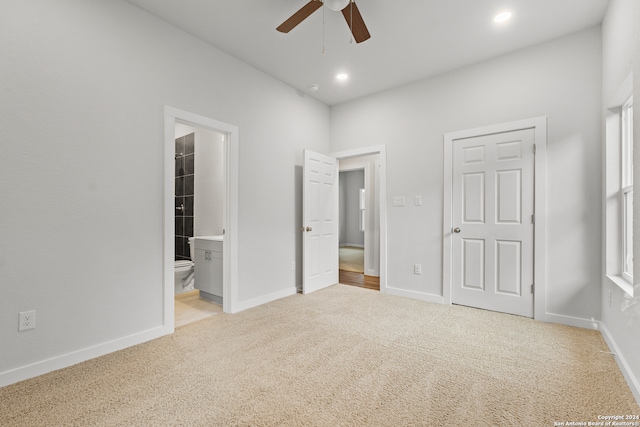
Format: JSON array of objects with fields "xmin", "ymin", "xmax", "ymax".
[{"xmin": 303, "ymin": 149, "xmax": 339, "ymax": 294}]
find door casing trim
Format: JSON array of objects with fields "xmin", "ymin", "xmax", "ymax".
[{"xmin": 443, "ymin": 117, "xmax": 547, "ymax": 320}]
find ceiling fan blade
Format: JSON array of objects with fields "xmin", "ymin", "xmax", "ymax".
[
  {"xmin": 341, "ymin": 1, "xmax": 370, "ymax": 43},
  {"xmin": 277, "ymin": 0, "xmax": 323, "ymax": 33}
]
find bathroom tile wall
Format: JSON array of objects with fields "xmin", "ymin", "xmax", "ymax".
[{"xmin": 175, "ymin": 133, "xmax": 195, "ymax": 261}]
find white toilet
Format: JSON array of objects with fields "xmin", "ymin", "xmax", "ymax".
[{"xmin": 174, "ymin": 237, "xmax": 195, "ymax": 294}]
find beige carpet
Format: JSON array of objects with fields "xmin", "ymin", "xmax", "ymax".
[
  {"xmin": 1, "ymin": 285, "xmax": 638, "ymax": 426},
  {"xmin": 339, "ymin": 246, "xmax": 364, "ymax": 273}
]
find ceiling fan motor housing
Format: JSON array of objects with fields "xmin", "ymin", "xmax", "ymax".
[
  {"xmin": 324, "ymin": 0, "xmax": 350, "ymax": 12},
  {"xmin": 277, "ymin": 0, "xmax": 370, "ymax": 43}
]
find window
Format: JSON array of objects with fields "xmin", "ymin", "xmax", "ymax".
[
  {"xmin": 621, "ymin": 96, "xmax": 633, "ymax": 281},
  {"xmin": 605, "ymin": 73, "xmax": 634, "ymax": 297}
]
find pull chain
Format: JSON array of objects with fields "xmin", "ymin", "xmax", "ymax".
[{"xmin": 349, "ymin": 0, "xmax": 353, "ymax": 44}]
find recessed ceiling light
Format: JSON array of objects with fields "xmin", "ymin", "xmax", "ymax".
[
  {"xmin": 493, "ymin": 10, "xmax": 513, "ymax": 23},
  {"xmin": 336, "ymin": 73, "xmax": 349, "ymax": 81}
]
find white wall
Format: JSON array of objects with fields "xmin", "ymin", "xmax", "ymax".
[
  {"xmin": 331, "ymin": 27, "xmax": 603, "ymax": 322},
  {"xmin": 601, "ymin": 0, "xmax": 640, "ymax": 402},
  {"xmin": 339, "ymin": 170, "xmax": 365, "ymax": 247},
  {"xmin": 0, "ymin": 0, "xmax": 329, "ymax": 384}
]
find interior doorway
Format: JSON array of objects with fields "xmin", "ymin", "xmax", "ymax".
[
  {"xmin": 173, "ymin": 124, "xmax": 225, "ymax": 326},
  {"xmin": 450, "ymin": 128, "xmax": 535, "ymax": 317},
  {"xmin": 338, "ymin": 159, "xmax": 380, "ymax": 291},
  {"xmin": 443, "ymin": 117, "xmax": 547, "ymax": 321},
  {"xmin": 163, "ymin": 106, "xmax": 239, "ymax": 334},
  {"xmin": 301, "ymin": 145, "xmax": 387, "ymax": 295},
  {"xmin": 339, "ymin": 169, "xmax": 364, "ymax": 275}
]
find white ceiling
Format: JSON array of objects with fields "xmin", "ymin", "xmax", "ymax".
[{"xmin": 125, "ymin": 0, "xmax": 610, "ymax": 106}]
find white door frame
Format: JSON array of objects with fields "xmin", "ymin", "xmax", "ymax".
[
  {"xmin": 163, "ymin": 106, "xmax": 239, "ymax": 332},
  {"xmin": 443, "ymin": 117, "xmax": 547, "ymax": 320},
  {"xmin": 331, "ymin": 145, "xmax": 387, "ymax": 293}
]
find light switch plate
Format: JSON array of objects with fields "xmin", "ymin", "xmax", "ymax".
[
  {"xmin": 393, "ymin": 196, "xmax": 406, "ymax": 207},
  {"xmin": 414, "ymin": 264, "xmax": 422, "ymax": 275}
]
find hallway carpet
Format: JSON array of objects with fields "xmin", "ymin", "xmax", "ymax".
[{"xmin": 1, "ymin": 285, "xmax": 638, "ymax": 426}]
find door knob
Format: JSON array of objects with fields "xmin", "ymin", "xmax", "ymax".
[
  {"xmin": 453, "ymin": 227, "xmax": 461, "ymax": 233},
  {"xmin": 306, "ymin": 227, "xmax": 312, "ymax": 232}
]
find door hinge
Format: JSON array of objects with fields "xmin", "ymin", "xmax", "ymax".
[
  {"xmin": 531, "ymin": 284, "xmax": 535, "ymax": 294},
  {"xmin": 533, "ymin": 143, "xmax": 537, "ymax": 154},
  {"xmin": 531, "ymin": 214, "xmax": 535, "ymax": 224}
]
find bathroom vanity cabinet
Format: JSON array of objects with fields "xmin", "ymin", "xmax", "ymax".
[{"xmin": 193, "ymin": 236, "xmax": 223, "ymax": 303}]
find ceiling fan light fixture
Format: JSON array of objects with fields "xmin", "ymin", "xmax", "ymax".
[{"xmin": 324, "ymin": 0, "xmax": 350, "ymax": 12}]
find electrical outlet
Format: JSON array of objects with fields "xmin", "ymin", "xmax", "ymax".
[
  {"xmin": 19, "ymin": 310, "xmax": 36, "ymax": 331},
  {"xmin": 414, "ymin": 264, "xmax": 422, "ymax": 275},
  {"xmin": 414, "ymin": 195, "xmax": 423, "ymax": 206},
  {"xmin": 291, "ymin": 261, "xmax": 296, "ymax": 271}
]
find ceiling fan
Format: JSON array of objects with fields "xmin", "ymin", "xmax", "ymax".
[{"xmin": 277, "ymin": 0, "xmax": 371, "ymax": 43}]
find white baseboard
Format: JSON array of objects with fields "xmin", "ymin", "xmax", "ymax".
[
  {"xmin": 384, "ymin": 286, "xmax": 445, "ymax": 305},
  {"xmin": 235, "ymin": 287, "xmax": 298, "ymax": 312},
  {"xmin": 544, "ymin": 312, "xmax": 598, "ymax": 330},
  {"xmin": 599, "ymin": 323, "xmax": 640, "ymax": 405},
  {"xmin": 0, "ymin": 325, "xmax": 171, "ymax": 388},
  {"xmin": 1, "ymin": 287, "xmax": 295, "ymax": 388}
]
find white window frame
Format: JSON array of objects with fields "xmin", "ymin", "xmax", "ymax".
[
  {"xmin": 621, "ymin": 96, "xmax": 633, "ymax": 283},
  {"xmin": 605, "ymin": 72, "xmax": 634, "ymax": 297}
]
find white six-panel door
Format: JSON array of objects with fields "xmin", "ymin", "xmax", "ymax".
[
  {"xmin": 452, "ymin": 129, "xmax": 535, "ymax": 317},
  {"xmin": 303, "ymin": 149, "xmax": 339, "ymax": 294}
]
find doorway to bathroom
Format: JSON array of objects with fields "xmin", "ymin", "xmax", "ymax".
[
  {"xmin": 163, "ymin": 106, "xmax": 239, "ymax": 332},
  {"xmin": 173, "ymin": 124, "xmax": 225, "ymax": 326}
]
